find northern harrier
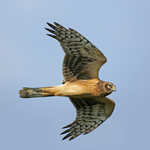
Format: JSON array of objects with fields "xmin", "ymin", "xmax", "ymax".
[{"xmin": 19, "ymin": 22, "xmax": 116, "ymax": 141}]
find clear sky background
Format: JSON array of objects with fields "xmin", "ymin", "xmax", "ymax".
[{"xmin": 1, "ymin": 0, "xmax": 150, "ymax": 149}]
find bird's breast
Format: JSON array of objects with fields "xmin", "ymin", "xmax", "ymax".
[{"xmin": 63, "ymin": 79, "xmax": 103, "ymax": 97}]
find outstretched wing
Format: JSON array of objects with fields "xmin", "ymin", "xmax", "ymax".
[
  {"xmin": 45, "ymin": 22, "xmax": 107, "ymax": 81},
  {"xmin": 60, "ymin": 97, "xmax": 115, "ymax": 140}
]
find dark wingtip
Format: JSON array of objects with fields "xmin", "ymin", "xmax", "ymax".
[
  {"xmin": 46, "ymin": 34, "xmax": 57, "ymax": 39},
  {"xmin": 62, "ymin": 122, "xmax": 75, "ymax": 129},
  {"xmin": 69, "ymin": 137, "xmax": 75, "ymax": 141},
  {"xmin": 45, "ymin": 28, "xmax": 56, "ymax": 34},
  {"xmin": 53, "ymin": 22, "xmax": 59, "ymax": 26},
  {"xmin": 60, "ymin": 129, "xmax": 71, "ymax": 135},
  {"xmin": 44, "ymin": 27, "xmax": 49, "ymax": 32},
  {"xmin": 46, "ymin": 22, "xmax": 51, "ymax": 26},
  {"xmin": 47, "ymin": 22, "xmax": 57, "ymax": 30},
  {"xmin": 62, "ymin": 133, "xmax": 72, "ymax": 140}
]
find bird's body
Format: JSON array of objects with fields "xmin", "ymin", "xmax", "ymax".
[
  {"xmin": 19, "ymin": 22, "xmax": 116, "ymax": 140},
  {"xmin": 20, "ymin": 79, "xmax": 110, "ymax": 98}
]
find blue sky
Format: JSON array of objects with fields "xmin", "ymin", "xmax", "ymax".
[{"xmin": 1, "ymin": 0, "xmax": 150, "ymax": 149}]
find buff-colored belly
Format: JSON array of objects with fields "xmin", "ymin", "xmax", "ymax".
[{"xmin": 54, "ymin": 79, "xmax": 101, "ymax": 96}]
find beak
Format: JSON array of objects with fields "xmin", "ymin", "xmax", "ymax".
[{"xmin": 112, "ymin": 85, "xmax": 116, "ymax": 91}]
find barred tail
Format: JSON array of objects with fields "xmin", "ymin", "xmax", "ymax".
[{"xmin": 19, "ymin": 87, "xmax": 55, "ymax": 98}]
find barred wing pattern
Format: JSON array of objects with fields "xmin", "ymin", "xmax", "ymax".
[
  {"xmin": 61, "ymin": 97, "xmax": 115, "ymax": 140},
  {"xmin": 45, "ymin": 22, "xmax": 107, "ymax": 81}
]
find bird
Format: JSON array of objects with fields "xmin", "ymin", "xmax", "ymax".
[{"xmin": 19, "ymin": 22, "xmax": 116, "ymax": 141}]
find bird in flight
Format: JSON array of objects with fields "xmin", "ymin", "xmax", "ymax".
[{"xmin": 19, "ymin": 22, "xmax": 116, "ymax": 141}]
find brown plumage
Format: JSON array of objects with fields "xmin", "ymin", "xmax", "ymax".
[{"xmin": 19, "ymin": 22, "xmax": 116, "ymax": 141}]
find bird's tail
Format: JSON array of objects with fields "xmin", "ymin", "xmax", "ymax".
[{"xmin": 19, "ymin": 87, "xmax": 55, "ymax": 98}]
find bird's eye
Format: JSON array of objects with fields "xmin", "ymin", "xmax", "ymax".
[
  {"xmin": 105, "ymin": 84, "xmax": 112, "ymax": 90},
  {"xmin": 108, "ymin": 85, "xmax": 111, "ymax": 88}
]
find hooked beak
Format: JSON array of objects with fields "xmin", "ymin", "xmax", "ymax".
[{"xmin": 112, "ymin": 85, "xmax": 116, "ymax": 91}]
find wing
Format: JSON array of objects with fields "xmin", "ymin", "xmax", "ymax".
[
  {"xmin": 60, "ymin": 97, "xmax": 115, "ymax": 140},
  {"xmin": 45, "ymin": 22, "xmax": 107, "ymax": 81}
]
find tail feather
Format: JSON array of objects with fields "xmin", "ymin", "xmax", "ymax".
[{"xmin": 19, "ymin": 87, "xmax": 54, "ymax": 98}]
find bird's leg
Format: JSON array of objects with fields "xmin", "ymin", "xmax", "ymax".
[{"xmin": 19, "ymin": 85, "xmax": 64, "ymax": 98}]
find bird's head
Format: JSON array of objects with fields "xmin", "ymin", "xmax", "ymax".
[{"xmin": 102, "ymin": 81, "xmax": 116, "ymax": 95}]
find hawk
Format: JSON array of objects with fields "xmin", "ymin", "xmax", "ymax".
[{"xmin": 19, "ymin": 22, "xmax": 116, "ymax": 141}]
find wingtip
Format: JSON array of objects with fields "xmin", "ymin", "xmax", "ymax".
[
  {"xmin": 44, "ymin": 27, "xmax": 49, "ymax": 31},
  {"xmin": 60, "ymin": 129, "xmax": 71, "ymax": 135},
  {"xmin": 46, "ymin": 22, "xmax": 50, "ymax": 26},
  {"xmin": 46, "ymin": 33, "xmax": 57, "ymax": 39},
  {"xmin": 46, "ymin": 22, "xmax": 57, "ymax": 29},
  {"xmin": 53, "ymin": 21, "xmax": 58, "ymax": 25},
  {"xmin": 62, "ymin": 133, "xmax": 72, "ymax": 140},
  {"xmin": 47, "ymin": 22, "xmax": 51, "ymax": 25}
]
